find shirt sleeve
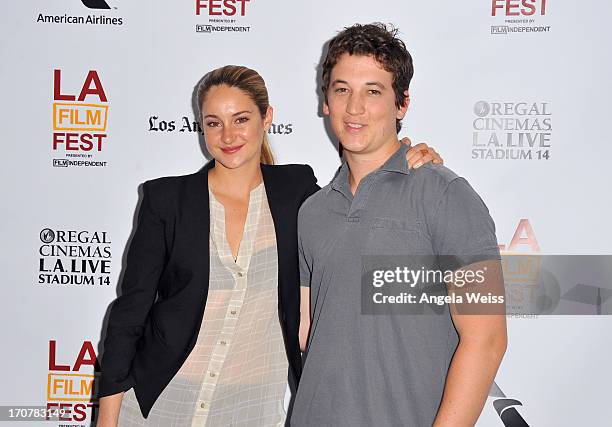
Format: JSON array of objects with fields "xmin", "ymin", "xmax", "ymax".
[
  {"xmin": 298, "ymin": 165, "xmax": 319, "ymax": 287},
  {"xmin": 298, "ymin": 210, "xmax": 312, "ymax": 288},
  {"xmin": 430, "ymin": 177, "xmax": 500, "ymax": 271}
]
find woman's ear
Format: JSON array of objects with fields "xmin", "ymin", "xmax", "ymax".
[{"xmin": 264, "ymin": 105, "xmax": 274, "ymax": 131}]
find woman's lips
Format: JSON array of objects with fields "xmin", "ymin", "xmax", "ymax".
[{"xmin": 220, "ymin": 145, "xmax": 244, "ymax": 154}]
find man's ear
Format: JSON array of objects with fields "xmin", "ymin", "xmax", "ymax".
[
  {"xmin": 323, "ymin": 98, "xmax": 330, "ymax": 116},
  {"xmin": 397, "ymin": 90, "xmax": 410, "ymax": 120}
]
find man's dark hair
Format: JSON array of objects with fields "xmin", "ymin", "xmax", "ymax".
[{"xmin": 321, "ymin": 23, "xmax": 414, "ymax": 132}]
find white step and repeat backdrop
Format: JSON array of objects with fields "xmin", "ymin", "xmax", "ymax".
[{"xmin": 1, "ymin": 1, "xmax": 611, "ymax": 426}]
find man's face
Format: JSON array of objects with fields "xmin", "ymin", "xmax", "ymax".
[{"xmin": 324, "ymin": 53, "xmax": 408, "ymax": 156}]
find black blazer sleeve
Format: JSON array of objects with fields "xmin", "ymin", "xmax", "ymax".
[{"xmin": 98, "ymin": 181, "xmax": 167, "ymax": 397}]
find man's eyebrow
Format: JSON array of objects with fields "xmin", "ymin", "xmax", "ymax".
[
  {"xmin": 203, "ymin": 110, "xmax": 252, "ymax": 119},
  {"xmin": 330, "ymin": 79, "xmax": 386, "ymax": 89},
  {"xmin": 366, "ymin": 81, "xmax": 386, "ymax": 89}
]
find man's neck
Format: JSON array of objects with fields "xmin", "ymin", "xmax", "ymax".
[{"xmin": 345, "ymin": 139, "xmax": 401, "ymax": 194}]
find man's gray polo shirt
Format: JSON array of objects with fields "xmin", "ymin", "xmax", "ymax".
[{"xmin": 291, "ymin": 144, "xmax": 500, "ymax": 427}]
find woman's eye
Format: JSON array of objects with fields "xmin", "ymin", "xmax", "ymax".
[
  {"xmin": 236, "ymin": 117, "xmax": 249, "ymax": 124},
  {"xmin": 206, "ymin": 121, "xmax": 220, "ymax": 128}
]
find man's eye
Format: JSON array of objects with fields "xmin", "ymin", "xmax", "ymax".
[
  {"xmin": 335, "ymin": 87, "xmax": 348, "ymax": 94},
  {"xmin": 368, "ymin": 89, "xmax": 381, "ymax": 95}
]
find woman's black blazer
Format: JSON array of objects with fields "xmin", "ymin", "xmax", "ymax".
[{"xmin": 98, "ymin": 160, "xmax": 319, "ymax": 418}]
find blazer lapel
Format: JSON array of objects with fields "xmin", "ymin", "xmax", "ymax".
[
  {"xmin": 193, "ymin": 161, "xmax": 214, "ymax": 301},
  {"xmin": 261, "ymin": 165, "xmax": 290, "ymax": 310}
]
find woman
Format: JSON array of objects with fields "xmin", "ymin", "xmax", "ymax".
[{"xmin": 97, "ymin": 65, "xmax": 442, "ymax": 426}]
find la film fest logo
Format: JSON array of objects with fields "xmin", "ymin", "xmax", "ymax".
[
  {"xmin": 195, "ymin": 0, "xmax": 253, "ymax": 34},
  {"xmin": 38, "ymin": 228, "xmax": 112, "ymax": 286},
  {"xmin": 148, "ymin": 115, "xmax": 294, "ymax": 136},
  {"xmin": 36, "ymin": 0, "xmax": 123, "ymax": 26},
  {"xmin": 52, "ymin": 70, "xmax": 110, "ymax": 168},
  {"xmin": 472, "ymin": 101, "xmax": 552, "ymax": 161},
  {"xmin": 498, "ymin": 219, "xmax": 540, "ymax": 253},
  {"xmin": 490, "ymin": 0, "xmax": 550, "ymax": 35},
  {"xmin": 46, "ymin": 340, "xmax": 99, "ymax": 424},
  {"xmin": 498, "ymin": 219, "xmax": 557, "ymax": 319}
]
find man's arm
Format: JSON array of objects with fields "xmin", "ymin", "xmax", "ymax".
[
  {"xmin": 297, "ymin": 190, "xmax": 314, "ymax": 352},
  {"xmin": 299, "ymin": 286, "xmax": 310, "ymax": 351},
  {"xmin": 428, "ymin": 177, "xmax": 507, "ymax": 426},
  {"xmin": 433, "ymin": 260, "xmax": 507, "ymax": 427}
]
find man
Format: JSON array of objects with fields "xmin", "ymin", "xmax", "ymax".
[{"xmin": 293, "ymin": 23, "xmax": 507, "ymax": 426}]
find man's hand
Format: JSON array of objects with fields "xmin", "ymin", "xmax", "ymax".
[{"xmin": 400, "ymin": 137, "xmax": 443, "ymax": 169}]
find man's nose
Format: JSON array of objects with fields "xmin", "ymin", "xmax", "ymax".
[{"xmin": 346, "ymin": 93, "xmax": 365, "ymax": 116}]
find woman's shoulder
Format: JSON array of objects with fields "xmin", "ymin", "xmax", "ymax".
[
  {"xmin": 143, "ymin": 170, "xmax": 204, "ymax": 192},
  {"xmin": 262, "ymin": 163, "xmax": 315, "ymax": 183},
  {"xmin": 138, "ymin": 171, "xmax": 207, "ymax": 215}
]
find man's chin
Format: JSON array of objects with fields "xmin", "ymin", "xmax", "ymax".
[{"xmin": 340, "ymin": 139, "xmax": 371, "ymax": 154}]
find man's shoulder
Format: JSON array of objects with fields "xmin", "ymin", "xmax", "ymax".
[
  {"xmin": 298, "ymin": 181, "xmax": 330, "ymax": 217},
  {"xmin": 403, "ymin": 163, "xmax": 472, "ymax": 201},
  {"xmin": 409, "ymin": 163, "xmax": 460, "ymax": 187}
]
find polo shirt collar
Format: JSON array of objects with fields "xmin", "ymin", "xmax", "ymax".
[
  {"xmin": 328, "ymin": 143, "xmax": 410, "ymax": 197},
  {"xmin": 380, "ymin": 143, "xmax": 411, "ymax": 175},
  {"xmin": 329, "ymin": 161, "xmax": 351, "ymax": 198}
]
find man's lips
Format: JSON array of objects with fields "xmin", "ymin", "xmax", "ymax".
[
  {"xmin": 345, "ymin": 122, "xmax": 367, "ymax": 133},
  {"xmin": 220, "ymin": 145, "xmax": 244, "ymax": 154}
]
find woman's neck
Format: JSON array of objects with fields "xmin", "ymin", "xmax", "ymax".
[{"xmin": 208, "ymin": 159, "xmax": 263, "ymax": 199}]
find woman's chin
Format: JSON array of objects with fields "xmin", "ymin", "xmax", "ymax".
[{"xmin": 212, "ymin": 153, "xmax": 257, "ymax": 170}]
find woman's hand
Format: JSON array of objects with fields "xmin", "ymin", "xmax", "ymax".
[
  {"xmin": 97, "ymin": 392, "xmax": 124, "ymax": 427},
  {"xmin": 400, "ymin": 137, "xmax": 443, "ymax": 169}
]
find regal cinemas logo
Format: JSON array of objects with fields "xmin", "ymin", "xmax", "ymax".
[
  {"xmin": 46, "ymin": 340, "xmax": 99, "ymax": 423},
  {"xmin": 195, "ymin": 0, "xmax": 252, "ymax": 34},
  {"xmin": 38, "ymin": 228, "xmax": 112, "ymax": 286},
  {"xmin": 471, "ymin": 101, "xmax": 552, "ymax": 161},
  {"xmin": 490, "ymin": 0, "xmax": 550, "ymax": 35},
  {"xmin": 52, "ymin": 69, "xmax": 109, "ymax": 167}
]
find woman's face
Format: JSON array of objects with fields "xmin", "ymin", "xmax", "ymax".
[{"xmin": 201, "ymin": 84, "xmax": 272, "ymax": 170}]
